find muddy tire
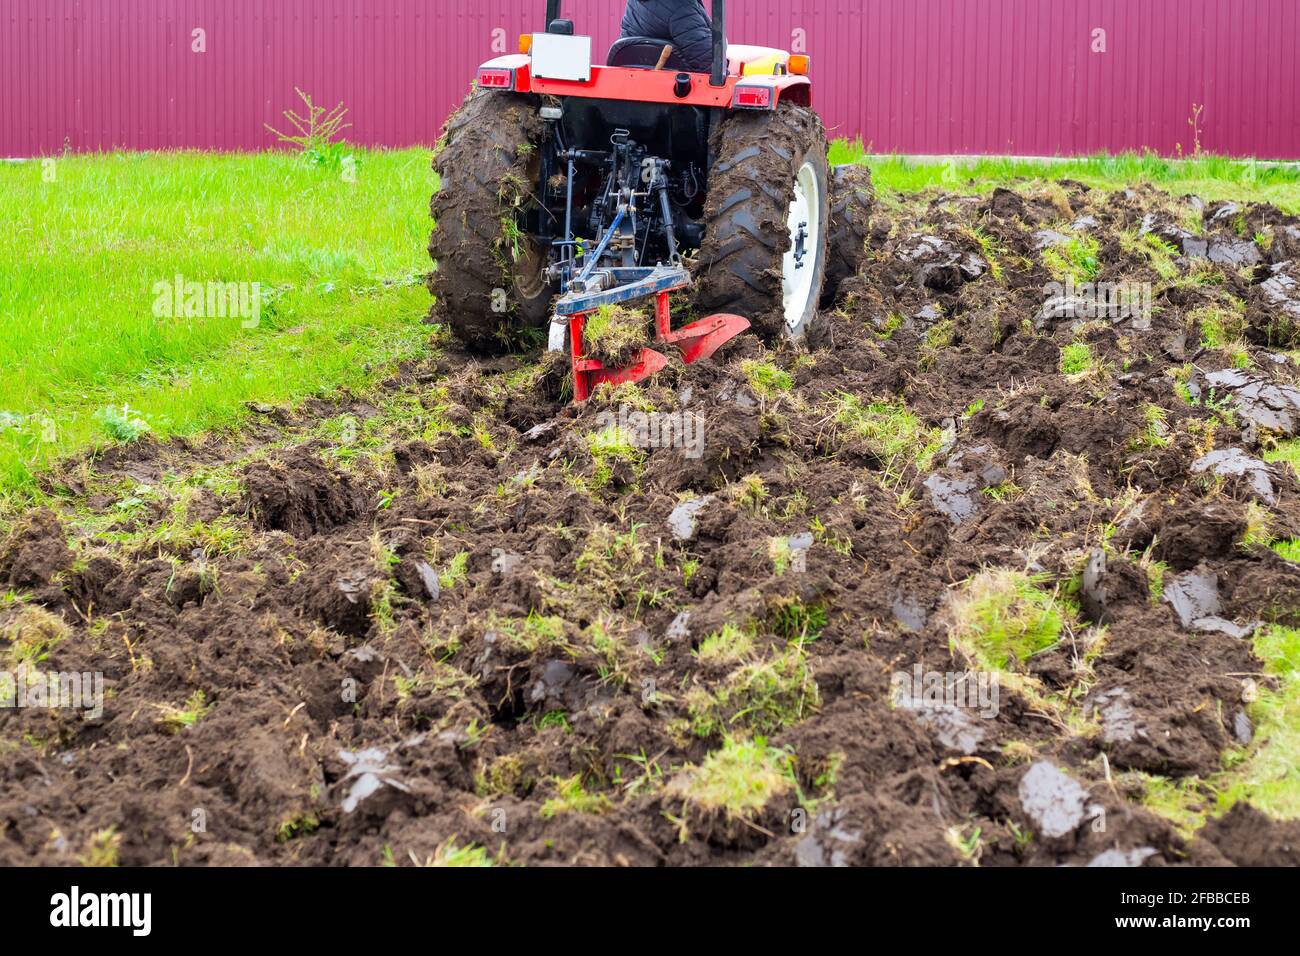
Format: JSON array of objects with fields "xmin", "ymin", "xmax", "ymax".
[
  {"xmin": 822, "ymin": 164, "xmax": 875, "ymax": 306},
  {"xmin": 428, "ymin": 91, "xmax": 552, "ymax": 354},
  {"xmin": 694, "ymin": 102, "xmax": 830, "ymax": 342}
]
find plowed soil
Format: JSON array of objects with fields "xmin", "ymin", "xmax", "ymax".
[{"xmin": 4, "ymin": 177, "xmax": 1300, "ymax": 867}]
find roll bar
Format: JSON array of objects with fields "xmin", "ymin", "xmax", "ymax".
[{"xmin": 709, "ymin": 0, "xmax": 726, "ymax": 86}]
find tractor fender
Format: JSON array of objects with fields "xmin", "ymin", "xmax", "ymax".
[
  {"xmin": 478, "ymin": 54, "xmax": 534, "ymax": 92},
  {"xmin": 731, "ymin": 74, "xmax": 812, "ymax": 109}
]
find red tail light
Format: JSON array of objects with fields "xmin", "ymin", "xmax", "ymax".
[
  {"xmin": 732, "ymin": 85, "xmax": 774, "ymax": 110},
  {"xmin": 478, "ymin": 68, "xmax": 515, "ymax": 91}
]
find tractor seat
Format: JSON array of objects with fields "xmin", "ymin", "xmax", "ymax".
[{"xmin": 607, "ymin": 36, "xmax": 694, "ymax": 72}]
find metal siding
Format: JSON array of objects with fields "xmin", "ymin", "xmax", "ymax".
[{"xmin": 0, "ymin": 0, "xmax": 1296, "ymax": 159}]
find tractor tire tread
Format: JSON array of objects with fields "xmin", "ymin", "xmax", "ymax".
[
  {"xmin": 428, "ymin": 91, "xmax": 549, "ymax": 354},
  {"xmin": 822, "ymin": 163, "xmax": 875, "ymax": 306},
  {"xmin": 694, "ymin": 102, "xmax": 830, "ymax": 341}
]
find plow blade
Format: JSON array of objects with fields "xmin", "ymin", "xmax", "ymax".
[
  {"xmin": 560, "ymin": 270, "xmax": 752, "ymax": 402},
  {"xmin": 661, "ymin": 313, "xmax": 751, "ymax": 364},
  {"xmin": 575, "ymin": 348, "xmax": 671, "ymax": 400}
]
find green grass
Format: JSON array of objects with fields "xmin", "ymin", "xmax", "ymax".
[
  {"xmin": 1120, "ymin": 230, "xmax": 1181, "ymax": 281},
  {"xmin": 1130, "ymin": 624, "xmax": 1300, "ymax": 830},
  {"xmin": 667, "ymin": 736, "xmax": 794, "ymax": 822},
  {"xmin": 1043, "ymin": 236, "xmax": 1102, "ymax": 284},
  {"xmin": 828, "ymin": 142, "xmax": 1300, "ymax": 213},
  {"xmin": 0, "ymin": 149, "xmax": 435, "ymax": 499},
  {"xmin": 1196, "ymin": 302, "xmax": 1248, "ymax": 350},
  {"xmin": 1, "ymin": 605, "xmax": 69, "ymax": 667},
  {"xmin": 695, "ymin": 623, "xmax": 756, "ymax": 663},
  {"xmin": 539, "ymin": 774, "xmax": 612, "ymax": 819},
  {"xmin": 688, "ymin": 647, "xmax": 819, "ymax": 739},
  {"xmin": 81, "ymin": 829, "xmax": 122, "ymax": 868},
  {"xmin": 584, "ymin": 425, "xmax": 644, "ymax": 489},
  {"xmin": 157, "ymin": 689, "xmax": 212, "ymax": 732},
  {"xmin": 494, "ymin": 611, "xmax": 569, "ymax": 653},
  {"xmin": 275, "ymin": 812, "xmax": 321, "ymax": 844},
  {"xmin": 582, "ymin": 304, "xmax": 649, "ymax": 364},
  {"xmin": 427, "ymin": 838, "xmax": 496, "ymax": 867},
  {"xmin": 1195, "ymin": 301, "xmax": 1253, "ymax": 368},
  {"xmin": 741, "ymin": 359, "xmax": 794, "ymax": 398},
  {"xmin": 1059, "ymin": 342, "xmax": 1094, "ymax": 376},
  {"xmin": 770, "ymin": 597, "xmax": 828, "ymax": 645},
  {"xmin": 1131, "ymin": 404, "xmax": 1172, "ymax": 451},
  {"xmin": 1219, "ymin": 625, "xmax": 1300, "ymax": 818},
  {"xmin": 1273, "ymin": 540, "xmax": 1300, "ymax": 563},
  {"xmin": 948, "ymin": 569, "xmax": 1069, "ymax": 669},
  {"xmin": 1265, "ymin": 439, "xmax": 1300, "ymax": 479},
  {"xmin": 438, "ymin": 551, "xmax": 470, "ymax": 591},
  {"xmin": 832, "ymin": 393, "xmax": 945, "ymax": 475},
  {"xmin": 1130, "ymin": 772, "xmax": 1210, "ymax": 838}
]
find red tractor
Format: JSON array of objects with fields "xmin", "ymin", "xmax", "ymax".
[{"xmin": 429, "ymin": 0, "xmax": 871, "ymax": 400}]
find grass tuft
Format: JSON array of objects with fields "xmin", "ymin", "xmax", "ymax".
[
  {"xmin": 582, "ymin": 304, "xmax": 649, "ymax": 367},
  {"xmin": 949, "ymin": 570, "xmax": 1069, "ymax": 669},
  {"xmin": 688, "ymin": 647, "xmax": 819, "ymax": 739},
  {"xmin": 742, "ymin": 359, "xmax": 794, "ymax": 398},
  {"xmin": 1272, "ymin": 540, "xmax": 1300, "ymax": 563},
  {"xmin": 93, "ymin": 404, "xmax": 151, "ymax": 443},
  {"xmin": 1, "ymin": 605, "xmax": 69, "ymax": 666},
  {"xmin": 539, "ymin": 775, "xmax": 612, "ymax": 819},
  {"xmin": 1217, "ymin": 625, "xmax": 1300, "ymax": 818},
  {"xmin": 438, "ymin": 551, "xmax": 469, "ymax": 591},
  {"xmin": 832, "ymin": 394, "xmax": 945, "ymax": 475},
  {"xmin": 667, "ymin": 736, "xmax": 794, "ymax": 822},
  {"xmin": 584, "ymin": 426, "xmax": 644, "ymax": 490},
  {"xmin": 1264, "ymin": 439, "xmax": 1300, "ymax": 479},
  {"xmin": 1043, "ymin": 236, "xmax": 1101, "ymax": 284},
  {"xmin": 156, "ymin": 689, "xmax": 213, "ymax": 732},
  {"xmin": 429, "ymin": 838, "xmax": 496, "ymax": 867},
  {"xmin": 696, "ymin": 623, "xmax": 755, "ymax": 664},
  {"xmin": 1059, "ymin": 342, "xmax": 1094, "ymax": 376}
]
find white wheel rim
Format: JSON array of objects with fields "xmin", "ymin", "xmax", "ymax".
[{"xmin": 782, "ymin": 159, "xmax": 822, "ymax": 331}]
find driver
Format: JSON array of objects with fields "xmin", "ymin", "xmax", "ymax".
[{"xmin": 620, "ymin": 0, "xmax": 719, "ymax": 74}]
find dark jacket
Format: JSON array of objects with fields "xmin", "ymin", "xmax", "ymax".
[{"xmin": 621, "ymin": 0, "xmax": 716, "ymax": 73}]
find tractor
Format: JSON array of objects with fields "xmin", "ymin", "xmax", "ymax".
[{"xmin": 428, "ymin": 0, "xmax": 871, "ymax": 400}]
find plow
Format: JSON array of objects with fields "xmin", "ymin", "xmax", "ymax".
[
  {"xmin": 555, "ymin": 263, "xmax": 749, "ymax": 401},
  {"xmin": 429, "ymin": 0, "xmax": 869, "ymax": 399}
]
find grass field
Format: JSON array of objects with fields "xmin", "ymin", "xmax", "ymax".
[
  {"xmin": 3, "ymin": 145, "xmax": 1298, "ymax": 503},
  {"xmin": 0, "ymin": 150, "xmax": 435, "ymax": 499}
]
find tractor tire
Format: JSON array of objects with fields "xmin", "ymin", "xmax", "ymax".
[
  {"xmin": 428, "ymin": 91, "xmax": 553, "ymax": 354},
  {"xmin": 822, "ymin": 164, "xmax": 875, "ymax": 306},
  {"xmin": 694, "ymin": 102, "xmax": 830, "ymax": 342}
]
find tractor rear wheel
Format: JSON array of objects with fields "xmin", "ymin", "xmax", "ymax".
[
  {"xmin": 694, "ymin": 102, "xmax": 831, "ymax": 342},
  {"xmin": 428, "ymin": 91, "xmax": 553, "ymax": 354},
  {"xmin": 822, "ymin": 163, "xmax": 875, "ymax": 306}
]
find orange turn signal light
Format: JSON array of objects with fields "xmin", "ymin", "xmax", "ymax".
[
  {"xmin": 788, "ymin": 55, "xmax": 810, "ymax": 75},
  {"xmin": 519, "ymin": 34, "xmax": 533, "ymax": 55}
]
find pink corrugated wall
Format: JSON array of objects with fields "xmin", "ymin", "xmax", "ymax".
[{"xmin": 2, "ymin": 0, "xmax": 1297, "ymax": 159}]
